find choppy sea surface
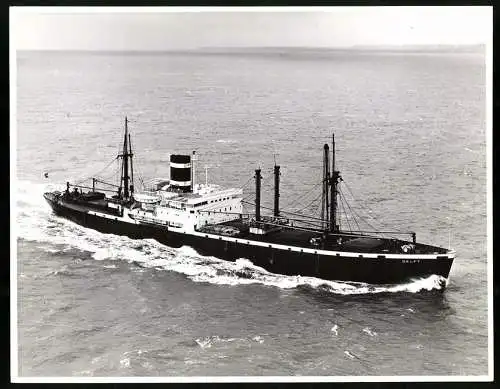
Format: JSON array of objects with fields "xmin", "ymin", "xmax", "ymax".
[{"xmin": 15, "ymin": 48, "xmax": 488, "ymax": 378}]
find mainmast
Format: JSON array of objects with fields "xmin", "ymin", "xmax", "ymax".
[
  {"xmin": 322, "ymin": 144, "xmax": 330, "ymax": 231},
  {"xmin": 321, "ymin": 135, "xmax": 341, "ymax": 232},
  {"xmin": 122, "ymin": 117, "xmax": 129, "ymax": 198}
]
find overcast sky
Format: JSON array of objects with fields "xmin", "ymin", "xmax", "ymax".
[{"xmin": 12, "ymin": 7, "xmax": 491, "ymax": 50}]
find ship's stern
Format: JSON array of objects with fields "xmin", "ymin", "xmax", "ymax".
[{"xmin": 43, "ymin": 191, "xmax": 62, "ymax": 211}]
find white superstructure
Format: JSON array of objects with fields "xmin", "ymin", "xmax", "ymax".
[{"xmin": 129, "ymin": 182, "xmax": 243, "ymax": 233}]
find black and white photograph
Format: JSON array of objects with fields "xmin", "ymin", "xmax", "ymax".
[{"xmin": 11, "ymin": 6, "xmax": 491, "ymax": 381}]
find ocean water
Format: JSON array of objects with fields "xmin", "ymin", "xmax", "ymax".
[{"xmin": 15, "ymin": 49, "xmax": 488, "ymax": 378}]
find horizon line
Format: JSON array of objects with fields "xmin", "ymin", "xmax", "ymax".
[{"xmin": 16, "ymin": 44, "xmax": 486, "ymax": 52}]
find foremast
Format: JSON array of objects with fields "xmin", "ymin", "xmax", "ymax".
[
  {"xmin": 330, "ymin": 134, "xmax": 341, "ymax": 232},
  {"xmin": 118, "ymin": 116, "xmax": 134, "ymax": 200}
]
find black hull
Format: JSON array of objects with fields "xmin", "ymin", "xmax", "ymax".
[{"xmin": 44, "ymin": 196, "xmax": 453, "ymax": 285}]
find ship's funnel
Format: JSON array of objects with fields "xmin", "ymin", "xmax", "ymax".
[{"xmin": 170, "ymin": 154, "xmax": 192, "ymax": 192}]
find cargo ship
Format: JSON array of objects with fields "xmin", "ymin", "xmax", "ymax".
[{"xmin": 44, "ymin": 117, "xmax": 455, "ymax": 285}]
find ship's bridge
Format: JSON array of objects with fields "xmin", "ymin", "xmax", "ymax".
[
  {"xmin": 162, "ymin": 184, "xmax": 243, "ymax": 209},
  {"xmin": 131, "ymin": 182, "xmax": 243, "ymax": 232},
  {"xmin": 133, "ymin": 182, "xmax": 243, "ymax": 210}
]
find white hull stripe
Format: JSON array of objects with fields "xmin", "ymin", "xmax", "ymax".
[
  {"xmin": 86, "ymin": 210, "xmax": 454, "ymax": 260},
  {"xmin": 189, "ymin": 231, "xmax": 454, "ymax": 260},
  {"xmin": 170, "ymin": 179, "xmax": 191, "ymax": 186},
  {"xmin": 170, "ymin": 162, "xmax": 191, "ymax": 169}
]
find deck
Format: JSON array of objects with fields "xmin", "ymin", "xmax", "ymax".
[{"xmin": 201, "ymin": 219, "xmax": 448, "ymax": 255}]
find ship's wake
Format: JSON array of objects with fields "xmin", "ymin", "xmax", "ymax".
[{"xmin": 15, "ymin": 180, "xmax": 447, "ymax": 295}]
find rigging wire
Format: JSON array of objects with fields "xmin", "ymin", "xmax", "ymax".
[
  {"xmin": 115, "ymin": 158, "xmax": 120, "ymax": 188},
  {"xmin": 337, "ymin": 197, "xmax": 341, "ymax": 230},
  {"xmin": 338, "ymin": 188, "xmax": 352, "ymax": 230},
  {"xmin": 240, "ymin": 200, "xmax": 323, "ymax": 229},
  {"xmin": 278, "ymin": 208, "xmax": 328, "ymax": 222},
  {"xmin": 242, "ymin": 194, "xmax": 256, "ymax": 203},
  {"xmin": 338, "ymin": 187, "xmax": 361, "ymax": 232},
  {"xmin": 259, "ymin": 174, "xmax": 273, "ymax": 191},
  {"xmin": 282, "ymin": 181, "xmax": 323, "ymax": 210},
  {"xmin": 280, "ymin": 163, "xmax": 324, "ymax": 210},
  {"xmin": 242, "ymin": 163, "xmax": 325, "ymax": 215},
  {"xmin": 279, "ymin": 174, "xmax": 321, "ymax": 190},
  {"xmin": 343, "ymin": 195, "xmax": 377, "ymax": 232},
  {"xmin": 129, "ymin": 151, "xmax": 148, "ymax": 189},
  {"xmin": 338, "ymin": 188, "xmax": 353, "ymax": 232},
  {"xmin": 238, "ymin": 175, "xmax": 254, "ymax": 191},
  {"xmin": 342, "ymin": 180, "xmax": 388, "ymax": 231},
  {"xmin": 294, "ymin": 191, "xmax": 323, "ymax": 215},
  {"xmin": 278, "ymin": 179, "xmax": 321, "ymax": 204},
  {"xmin": 134, "ymin": 163, "xmax": 146, "ymax": 189},
  {"xmin": 74, "ymin": 156, "xmax": 118, "ymax": 186},
  {"xmin": 96, "ymin": 159, "xmax": 121, "ymax": 183},
  {"xmin": 340, "ymin": 182, "xmax": 382, "ymax": 233},
  {"xmin": 337, "ymin": 191, "xmax": 346, "ymax": 231},
  {"xmin": 313, "ymin": 196, "xmax": 324, "ymax": 225}
]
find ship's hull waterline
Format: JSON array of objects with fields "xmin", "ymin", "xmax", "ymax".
[{"xmin": 44, "ymin": 195, "xmax": 454, "ymax": 285}]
